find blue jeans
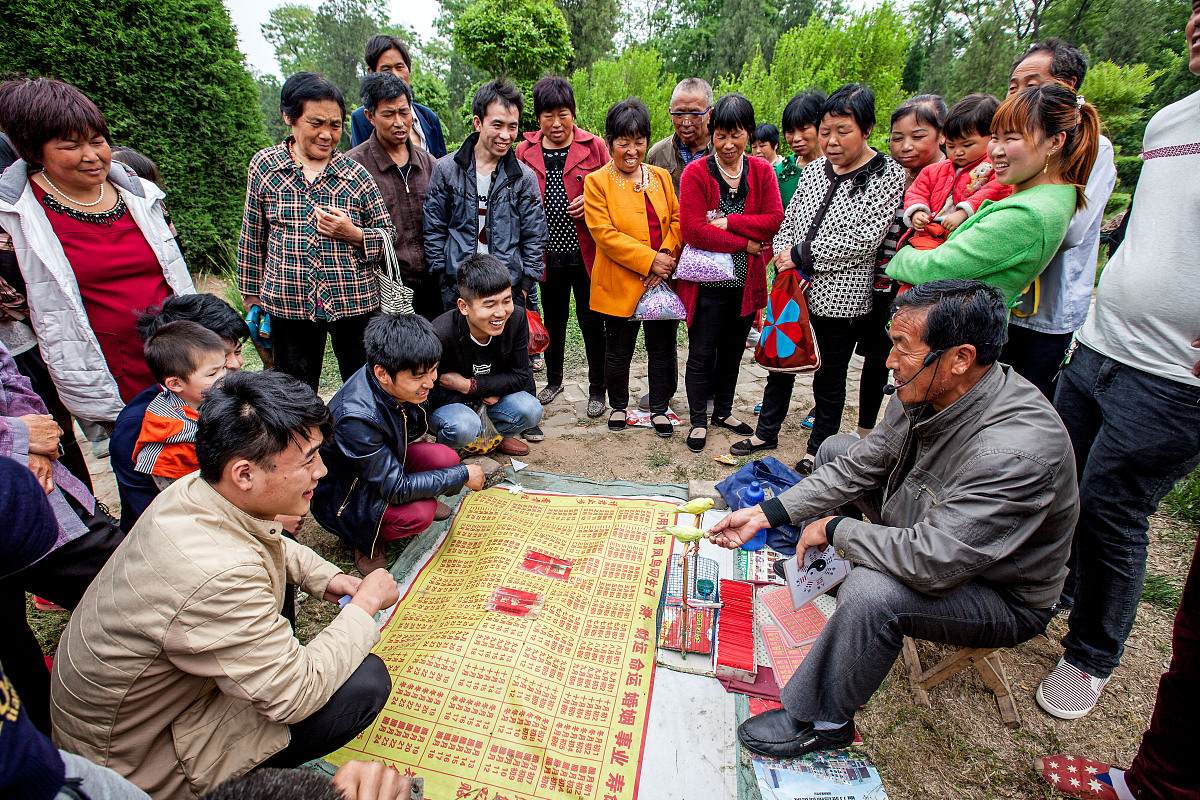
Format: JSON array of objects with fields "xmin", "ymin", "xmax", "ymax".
[
  {"xmin": 1055, "ymin": 344, "xmax": 1200, "ymax": 677},
  {"xmin": 429, "ymin": 392, "xmax": 544, "ymax": 447}
]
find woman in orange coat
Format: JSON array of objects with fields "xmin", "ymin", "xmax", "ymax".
[{"xmin": 584, "ymin": 99, "xmax": 683, "ymax": 436}]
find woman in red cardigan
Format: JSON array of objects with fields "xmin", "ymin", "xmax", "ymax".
[{"xmin": 678, "ymin": 93, "xmax": 784, "ymax": 452}]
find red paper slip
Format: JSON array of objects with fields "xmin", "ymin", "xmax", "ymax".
[
  {"xmin": 760, "ymin": 625, "xmax": 812, "ymax": 685},
  {"xmin": 759, "ymin": 585, "xmax": 829, "ymax": 648}
]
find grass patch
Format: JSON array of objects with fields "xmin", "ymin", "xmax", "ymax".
[
  {"xmin": 1163, "ymin": 464, "xmax": 1200, "ymax": 524},
  {"xmin": 1141, "ymin": 570, "xmax": 1183, "ymax": 610},
  {"xmin": 645, "ymin": 444, "xmax": 674, "ymax": 470},
  {"xmin": 27, "ymin": 595, "xmax": 70, "ymax": 657}
]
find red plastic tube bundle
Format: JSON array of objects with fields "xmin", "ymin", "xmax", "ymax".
[{"xmin": 715, "ymin": 579, "xmax": 756, "ymax": 681}]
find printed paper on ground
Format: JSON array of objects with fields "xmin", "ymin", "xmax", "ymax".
[{"xmin": 329, "ymin": 488, "xmax": 678, "ymax": 800}]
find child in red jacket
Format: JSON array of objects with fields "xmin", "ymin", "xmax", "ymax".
[{"xmin": 903, "ymin": 94, "xmax": 1012, "ymax": 248}]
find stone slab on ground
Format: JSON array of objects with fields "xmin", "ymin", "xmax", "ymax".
[
  {"xmin": 688, "ymin": 479, "xmax": 728, "ymax": 508},
  {"xmin": 462, "ymin": 455, "xmax": 506, "ymax": 487}
]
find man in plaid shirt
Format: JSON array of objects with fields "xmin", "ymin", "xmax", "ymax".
[{"xmin": 238, "ymin": 73, "xmax": 395, "ymax": 390}]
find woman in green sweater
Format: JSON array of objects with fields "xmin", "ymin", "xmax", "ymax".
[{"xmin": 887, "ymin": 83, "xmax": 1100, "ymax": 305}]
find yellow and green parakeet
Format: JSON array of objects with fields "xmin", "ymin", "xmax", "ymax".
[
  {"xmin": 675, "ymin": 498, "xmax": 715, "ymax": 515},
  {"xmin": 661, "ymin": 525, "xmax": 709, "ymax": 543}
]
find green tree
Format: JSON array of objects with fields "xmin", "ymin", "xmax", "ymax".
[
  {"xmin": 262, "ymin": 0, "xmax": 389, "ymax": 102},
  {"xmin": 255, "ymin": 73, "xmax": 290, "ymax": 145},
  {"xmin": 452, "ymin": 0, "xmax": 574, "ymax": 81},
  {"xmin": 0, "ymin": 0, "xmax": 270, "ymax": 268},
  {"xmin": 556, "ymin": 0, "xmax": 621, "ymax": 71},
  {"xmin": 715, "ymin": 3, "xmax": 911, "ymax": 142},
  {"xmin": 569, "ymin": 46, "xmax": 677, "ymax": 140},
  {"xmin": 1082, "ymin": 60, "xmax": 1163, "ymax": 141}
]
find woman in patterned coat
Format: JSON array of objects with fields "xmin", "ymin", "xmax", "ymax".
[{"xmin": 730, "ymin": 84, "xmax": 904, "ymax": 475}]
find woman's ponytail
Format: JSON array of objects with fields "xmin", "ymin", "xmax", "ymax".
[{"xmin": 1061, "ymin": 99, "xmax": 1100, "ymax": 210}]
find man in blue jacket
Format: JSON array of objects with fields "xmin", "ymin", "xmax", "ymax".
[
  {"xmin": 349, "ymin": 34, "xmax": 447, "ymax": 158},
  {"xmin": 311, "ymin": 313, "xmax": 484, "ymax": 575}
]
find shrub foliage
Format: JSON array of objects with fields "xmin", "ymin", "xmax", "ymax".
[{"xmin": 0, "ymin": 0, "xmax": 270, "ymax": 271}]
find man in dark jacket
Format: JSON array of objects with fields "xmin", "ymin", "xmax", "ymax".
[
  {"xmin": 347, "ymin": 72, "xmax": 441, "ymax": 321},
  {"xmin": 423, "ymin": 80, "xmax": 547, "ymax": 311},
  {"xmin": 312, "ymin": 313, "xmax": 484, "ymax": 575},
  {"xmin": 349, "ymin": 34, "xmax": 447, "ymax": 158},
  {"xmin": 711, "ymin": 280, "xmax": 1078, "ymax": 758},
  {"xmin": 428, "ymin": 255, "xmax": 542, "ymax": 456}
]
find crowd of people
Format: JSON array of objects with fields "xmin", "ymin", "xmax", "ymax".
[{"xmin": 0, "ymin": 14, "xmax": 1197, "ymax": 800}]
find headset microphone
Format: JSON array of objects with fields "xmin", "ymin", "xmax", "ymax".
[{"xmin": 882, "ymin": 349, "xmax": 945, "ymax": 395}]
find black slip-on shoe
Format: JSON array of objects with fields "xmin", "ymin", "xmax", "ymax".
[
  {"xmin": 729, "ymin": 437, "xmax": 778, "ymax": 457},
  {"xmin": 712, "ymin": 415, "xmax": 754, "ymax": 436},
  {"xmin": 737, "ymin": 710, "xmax": 856, "ymax": 759},
  {"xmin": 686, "ymin": 427, "xmax": 707, "ymax": 452},
  {"xmin": 651, "ymin": 414, "xmax": 674, "ymax": 438}
]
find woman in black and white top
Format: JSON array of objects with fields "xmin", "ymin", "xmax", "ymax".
[{"xmin": 731, "ymin": 84, "xmax": 904, "ymax": 475}]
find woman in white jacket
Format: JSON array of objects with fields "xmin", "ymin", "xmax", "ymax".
[{"xmin": 0, "ymin": 78, "xmax": 192, "ymax": 430}]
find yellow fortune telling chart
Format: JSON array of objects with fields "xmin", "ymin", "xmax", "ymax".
[{"xmin": 329, "ymin": 488, "xmax": 679, "ymax": 800}]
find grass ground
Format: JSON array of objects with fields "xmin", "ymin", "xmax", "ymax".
[{"xmin": 30, "ymin": 283, "xmax": 1199, "ymax": 800}]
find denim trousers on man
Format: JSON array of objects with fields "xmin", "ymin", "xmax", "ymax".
[
  {"xmin": 1054, "ymin": 344, "xmax": 1200, "ymax": 678},
  {"xmin": 59, "ymin": 752, "xmax": 152, "ymax": 800},
  {"xmin": 429, "ymin": 391, "xmax": 544, "ymax": 447},
  {"xmin": 779, "ymin": 434, "xmax": 1054, "ymax": 724},
  {"xmin": 1002, "ymin": 324, "xmax": 1074, "ymax": 401}
]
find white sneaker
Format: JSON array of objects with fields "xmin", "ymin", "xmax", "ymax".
[{"xmin": 1036, "ymin": 658, "xmax": 1111, "ymax": 720}]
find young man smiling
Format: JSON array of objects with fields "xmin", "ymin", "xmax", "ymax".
[
  {"xmin": 51, "ymin": 371, "xmax": 398, "ymax": 799},
  {"xmin": 312, "ymin": 313, "xmax": 485, "ymax": 575},
  {"xmin": 427, "ymin": 254, "xmax": 543, "ymax": 455},
  {"xmin": 423, "ymin": 80, "xmax": 547, "ymax": 312}
]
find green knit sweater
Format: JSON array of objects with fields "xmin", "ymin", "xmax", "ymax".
[{"xmin": 886, "ymin": 183, "xmax": 1077, "ymax": 305}]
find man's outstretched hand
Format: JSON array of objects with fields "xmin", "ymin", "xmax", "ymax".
[
  {"xmin": 328, "ymin": 569, "xmax": 400, "ymax": 616},
  {"xmin": 708, "ymin": 505, "xmax": 770, "ymax": 549},
  {"xmin": 332, "ymin": 760, "xmax": 411, "ymax": 800}
]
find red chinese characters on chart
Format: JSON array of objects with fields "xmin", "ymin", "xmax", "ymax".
[{"xmin": 331, "ymin": 490, "xmax": 675, "ymax": 800}]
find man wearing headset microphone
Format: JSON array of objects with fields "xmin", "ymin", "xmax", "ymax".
[{"xmin": 710, "ymin": 278, "xmax": 1079, "ymax": 757}]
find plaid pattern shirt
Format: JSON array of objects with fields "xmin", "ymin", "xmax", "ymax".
[{"xmin": 237, "ymin": 139, "xmax": 394, "ymax": 321}]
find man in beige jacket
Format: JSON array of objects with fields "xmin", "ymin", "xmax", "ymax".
[{"xmin": 50, "ymin": 370, "xmax": 400, "ymax": 800}]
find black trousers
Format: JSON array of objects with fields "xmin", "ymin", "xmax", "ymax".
[
  {"xmin": 258, "ymin": 654, "xmax": 392, "ymax": 768},
  {"xmin": 411, "ymin": 278, "xmax": 444, "ymax": 323},
  {"xmin": 541, "ymin": 261, "xmax": 605, "ymax": 394},
  {"xmin": 13, "ymin": 346, "xmax": 93, "ymax": 492},
  {"xmin": 271, "ymin": 313, "xmax": 373, "ymax": 392},
  {"xmin": 1002, "ymin": 323, "xmax": 1074, "ymax": 400},
  {"xmin": 0, "ymin": 503, "xmax": 125, "ymax": 734},
  {"xmin": 684, "ymin": 286, "xmax": 754, "ymax": 428},
  {"xmin": 853, "ymin": 289, "xmax": 896, "ymax": 430},
  {"xmin": 754, "ymin": 314, "xmax": 859, "ymax": 454},
  {"xmin": 600, "ymin": 314, "xmax": 677, "ymax": 414}
]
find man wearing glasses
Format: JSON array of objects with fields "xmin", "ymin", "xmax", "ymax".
[{"xmin": 647, "ymin": 78, "xmax": 714, "ymax": 193}]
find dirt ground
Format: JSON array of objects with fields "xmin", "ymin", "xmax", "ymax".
[{"xmin": 38, "ymin": 344, "xmax": 1196, "ymax": 800}]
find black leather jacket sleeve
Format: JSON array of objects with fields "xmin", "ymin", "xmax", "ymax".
[{"xmin": 338, "ymin": 416, "xmax": 469, "ymax": 505}]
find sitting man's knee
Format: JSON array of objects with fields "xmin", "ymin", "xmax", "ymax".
[
  {"xmin": 815, "ymin": 434, "xmax": 860, "ymax": 469},
  {"xmin": 358, "ymin": 654, "xmax": 392, "ymax": 715},
  {"xmin": 510, "ymin": 391, "xmax": 544, "ymax": 427},
  {"xmin": 434, "ymin": 406, "xmax": 483, "ymax": 447}
]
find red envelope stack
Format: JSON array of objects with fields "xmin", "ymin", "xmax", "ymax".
[{"xmin": 714, "ymin": 579, "xmax": 756, "ymax": 682}]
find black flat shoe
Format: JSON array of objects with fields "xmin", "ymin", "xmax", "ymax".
[
  {"xmin": 796, "ymin": 457, "xmax": 814, "ymax": 477},
  {"xmin": 686, "ymin": 427, "xmax": 707, "ymax": 453},
  {"xmin": 712, "ymin": 415, "xmax": 754, "ymax": 436},
  {"xmin": 729, "ymin": 437, "xmax": 778, "ymax": 457},
  {"xmin": 737, "ymin": 709, "xmax": 855, "ymax": 759},
  {"xmin": 608, "ymin": 410, "xmax": 627, "ymax": 431},
  {"xmin": 651, "ymin": 414, "xmax": 673, "ymax": 438}
]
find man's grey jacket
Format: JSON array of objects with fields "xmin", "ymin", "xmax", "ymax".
[
  {"xmin": 422, "ymin": 133, "xmax": 547, "ymax": 310},
  {"xmin": 764, "ymin": 363, "xmax": 1078, "ymax": 608}
]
